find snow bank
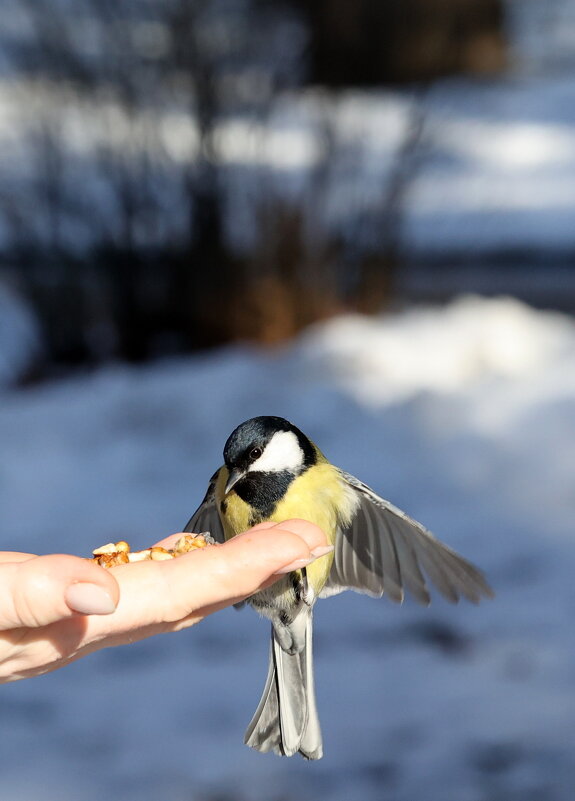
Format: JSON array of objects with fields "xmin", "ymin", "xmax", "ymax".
[
  {"xmin": 0, "ymin": 296, "xmax": 573, "ymax": 801},
  {"xmin": 298, "ymin": 295, "xmax": 575, "ymax": 403}
]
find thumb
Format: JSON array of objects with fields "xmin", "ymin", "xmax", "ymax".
[{"xmin": 0, "ymin": 555, "xmax": 120, "ymax": 630}]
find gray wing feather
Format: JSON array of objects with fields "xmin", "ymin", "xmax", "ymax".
[
  {"xmin": 183, "ymin": 469, "xmax": 226, "ymax": 544},
  {"xmin": 323, "ymin": 471, "xmax": 493, "ymax": 606}
]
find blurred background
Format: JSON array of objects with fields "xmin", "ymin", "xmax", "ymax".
[{"xmin": 1, "ymin": 1, "xmax": 575, "ymax": 799}]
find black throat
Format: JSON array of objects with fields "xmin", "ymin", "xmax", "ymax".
[{"xmin": 233, "ymin": 469, "xmax": 297, "ymax": 523}]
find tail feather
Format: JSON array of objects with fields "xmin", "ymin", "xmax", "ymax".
[{"xmin": 244, "ymin": 612, "xmax": 322, "ymax": 760}]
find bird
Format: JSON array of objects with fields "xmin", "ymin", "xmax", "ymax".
[{"xmin": 184, "ymin": 415, "xmax": 493, "ymax": 760}]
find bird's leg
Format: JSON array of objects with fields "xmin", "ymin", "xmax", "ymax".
[
  {"xmin": 293, "ymin": 568, "xmax": 315, "ymax": 607},
  {"xmin": 271, "ymin": 570, "xmax": 315, "ymax": 654}
]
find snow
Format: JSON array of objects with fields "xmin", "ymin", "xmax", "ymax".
[
  {"xmin": 401, "ymin": 75, "xmax": 575, "ymax": 257},
  {"xmin": 0, "ymin": 295, "xmax": 574, "ymax": 801},
  {"xmin": 4, "ymin": 9, "xmax": 575, "ymax": 261}
]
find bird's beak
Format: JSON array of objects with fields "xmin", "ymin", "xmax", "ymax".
[{"xmin": 225, "ymin": 468, "xmax": 245, "ymax": 495}]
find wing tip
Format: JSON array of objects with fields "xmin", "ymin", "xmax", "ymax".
[{"xmin": 447, "ymin": 579, "xmax": 495, "ymax": 605}]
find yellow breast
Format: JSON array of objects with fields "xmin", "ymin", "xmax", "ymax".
[
  {"xmin": 214, "ymin": 467, "xmax": 252, "ymax": 535},
  {"xmin": 216, "ymin": 460, "xmax": 358, "ymax": 594}
]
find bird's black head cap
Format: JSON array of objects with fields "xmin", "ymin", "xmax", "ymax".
[{"xmin": 223, "ymin": 416, "xmax": 316, "ymax": 471}]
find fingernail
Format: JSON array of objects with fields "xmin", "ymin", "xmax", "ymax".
[
  {"xmin": 310, "ymin": 545, "xmax": 335, "ymax": 558},
  {"xmin": 274, "ymin": 545, "xmax": 334, "ymax": 575},
  {"xmin": 65, "ymin": 583, "xmax": 117, "ymax": 615}
]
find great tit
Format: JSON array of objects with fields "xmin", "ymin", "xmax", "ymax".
[{"xmin": 184, "ymin": 415, "xmax": 493, "ymax": 760}]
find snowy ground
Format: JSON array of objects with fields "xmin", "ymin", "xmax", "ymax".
[{"xmin": 0, "ymin": 295, "xmax": 574, "ymax": 801}]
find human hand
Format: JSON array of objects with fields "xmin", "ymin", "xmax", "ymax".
[{"xmin": 0, "ymin": 520, "xmax": 328, "ymax": 682}]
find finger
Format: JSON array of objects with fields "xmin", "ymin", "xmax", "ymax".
[
  {"xmin": 0, "ymin": 555, "xmax": 121, "ymax": 630},
  {"xmin": 153, "ymin": 519, "xmax": 322, "ymax": 549},
  {"xmin": 237, "ymin": 521, "xmax": 277, "ymax": 532},
  {"xmin": 83, "ymin": 521, "xmax": 329, "ymax": 641},
  {"xmin": 0, "ymin": 552, "xmax": 36, "ymax": 564},
  {"xmin": 150, "ymin": 529, "xmax": 275, "ymax": 550},
  {"xmin": 156, "ymin": 524, "xmax": 323, "ymax": 618},
  {"xmin": 233, "ymin": 519, "xmax": 328, "ymax": 546}
]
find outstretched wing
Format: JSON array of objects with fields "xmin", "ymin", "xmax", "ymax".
[
  {"xmin": 183, "ymin": 469, "xmax": 226, "ymax": 544},
  {"xmin": 321, "ymin": 471, "xmax": 494, "ymax": 606}
]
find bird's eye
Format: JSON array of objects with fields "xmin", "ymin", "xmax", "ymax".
[{"xmin": 249, "ymin": 447, "xmax": 262, "ymax": 461}]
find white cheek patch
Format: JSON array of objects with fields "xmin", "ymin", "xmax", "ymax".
[{"xmin": 248, "ymin": 430, "xmax": 304, "ymax": 473}]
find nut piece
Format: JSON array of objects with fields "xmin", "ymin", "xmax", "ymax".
[
  {"xmin": 126, "ymin": 548, "xmax": 152, "ymax": 562},
  {"xmin": 172, "ymin": 535, "xmax": 194, "ymax": 555},
  {"xmin": 172, "ymin": 534, "xmax": 209, "ymax": 554},
  {"xmin": 149, "ymin": 547, "xmax": 174, "ymax": 561},
  {"xmin": 93, "ymin": 551, "xmax": 130, "ymax": 568},
  {"xmin": 92, "ymin": 542, "xmax": 120, "ymax": 556},
  {"xmin": 89, "ymin": 531, "xmax": 217, "ymax": 569}
]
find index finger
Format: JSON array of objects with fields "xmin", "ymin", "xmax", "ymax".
[
  {"xmin": 0, "ymin": 552, "xmax": 36, "ymax": 564},
  {"xmin": 82, "ymin": 521, "xmax": 329, "ymax": 641}
]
